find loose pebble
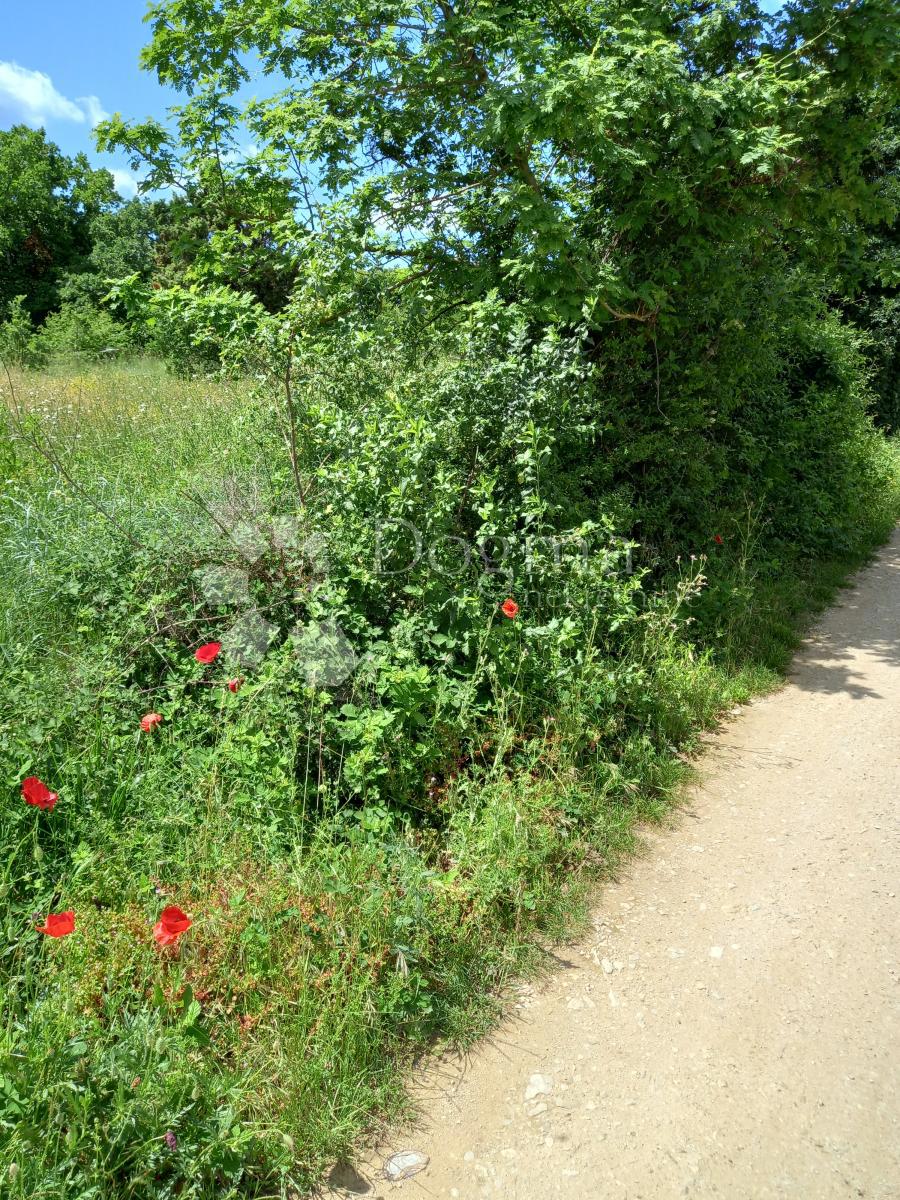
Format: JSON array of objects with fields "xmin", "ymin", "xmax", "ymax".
[
  {"xmin": 383, "ymin": 1150, "xmax": 429, "ymax": 1181},
  {"xmin": 524, "ymin": 1073, "xmax": 552, "ymax": 1100}
]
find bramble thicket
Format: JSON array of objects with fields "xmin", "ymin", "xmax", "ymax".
[{"xmin": 1, "ymin": 2, "xmax": 899, "ymax": 1196}]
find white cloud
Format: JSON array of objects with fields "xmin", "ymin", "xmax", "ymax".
[
  {"xmin": 111, "ymin": 168, "xmax": 139, "ymax": 199},
  {"xmin": 78, "ymin": 94, "xmax": 109, "ymax": 129},
  {"xmin": 0, "ymin": 61, "xmax": 108, "ymax": 129}
]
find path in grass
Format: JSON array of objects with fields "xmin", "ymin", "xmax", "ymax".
[{"xmin": 338, "ymin": 530, "xmax": 900, "ymax": 1199}]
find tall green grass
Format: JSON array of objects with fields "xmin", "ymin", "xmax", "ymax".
[{"xmin": 1, "ymin": 362, "xmax": 898, "ymax": 1198}]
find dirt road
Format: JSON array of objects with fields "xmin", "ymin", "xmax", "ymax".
[{"xmin": 338, "ymin": 532, "xmax": 900, "ymax": 1199}]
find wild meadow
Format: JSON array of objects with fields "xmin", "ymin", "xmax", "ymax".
[
  {"xmin": 2, "ymin": 1, "xmax": 899, "ymax": 1195},
  {"xmin": 2, "ymin": 318, "xmax": 898, "ymax": 1197}
]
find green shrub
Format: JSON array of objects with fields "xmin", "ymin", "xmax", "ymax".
[
  {"xmin": 34, "ymin": 300, "xmax": 135, "ymax": 364},
  {"xmin": 106, "ymin": 276, "xmax": 269, "ymax": 377},
  {"xmin": 0, "ymin": 296, "xmax": 44, "ymax": 369}
]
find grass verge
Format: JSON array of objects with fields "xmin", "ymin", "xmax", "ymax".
[{"xmin": 1, "ymin": 363, "xmax": 898, "ymax": 1198}]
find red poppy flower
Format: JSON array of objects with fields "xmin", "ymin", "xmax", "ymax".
[
  {"xmin": 714, "ymin": 534, "xmax": 724, "ymax": 545},
  {"xmin": 36, "ymin": 910, "xmax": 75, "ymax": 938},
  {"xmin": 194, "ymin": 641, "xmax": 222, "ymax": 664},
  {"xmin": 140, "ymin": 712, "xmax": 163, "ymax": 732},
  {"xmin": 21, "ymin": 776, "xmax": 58, "ymax": 811},
  {"xmin": 501, "ymin": 598, "xmax": 519, "ymax": 619},
  {"xmin": 153, "ymin": 904, "xmax": 192, "ymax": 947},
  {"xmin": 227, "ymin": 677, "xmax": 243, "ymax": 693}
]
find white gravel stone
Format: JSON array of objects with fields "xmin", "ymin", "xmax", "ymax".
[
  {"xmin": 524, "ymin": 1073, "xmax": 552, "ymax": 1100},
  {"xmin": 383, "ymin": 1150, "xmax": 429, "ymax": 1181}
]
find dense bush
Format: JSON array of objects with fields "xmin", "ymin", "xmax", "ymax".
[
  {"xmin": 0, "ymin": 296, "xmax": 45, "ymax": 369},
  {"xmin": 108, "ymin": 278, "xmax": 270, "ymax": 377},
  {"xmin": 34, "ymin": 301, "xmax": 136, "ymax": 364},
  {"xmin": 0, "ymin": 298, "xmax": 141, "ymax": 372}
]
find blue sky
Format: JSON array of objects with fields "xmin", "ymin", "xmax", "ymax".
[{"xmin": 1, "ymin": 1, "xmax": 175, "ymax": 196}]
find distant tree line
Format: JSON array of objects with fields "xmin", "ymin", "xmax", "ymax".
[
  {"xmin": 0, "ymin": 2, "xmax": 897, "ymax": 426},
  {"xmin": 0, "ymin": 122, "xmax": 298, "ymax": 344}
]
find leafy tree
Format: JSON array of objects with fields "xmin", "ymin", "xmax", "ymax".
[
  {"xmin": 838, "ymin": 105, "xmax": 900, "ymax": 430},
  {"xmin": 59, "ymin": 199, "xmax": 163, "ymax": 307},
  {"xmin": 99, "ymin": 0, "xmax": 899, "ymax": 332},
  {"xmin": 98, "ymin": 91, "xmax": 302, "ymax": 311},
  {"xmin": 0, "ymin": 125, "xmax": 119, "ymax": 322},
  {"xmin": 96, "ymin": 0, "xmax": 900, "ymax": 555},
  {"xmin": 148, "ymin": 171, "xmax": 300, "ymax": 311}
]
